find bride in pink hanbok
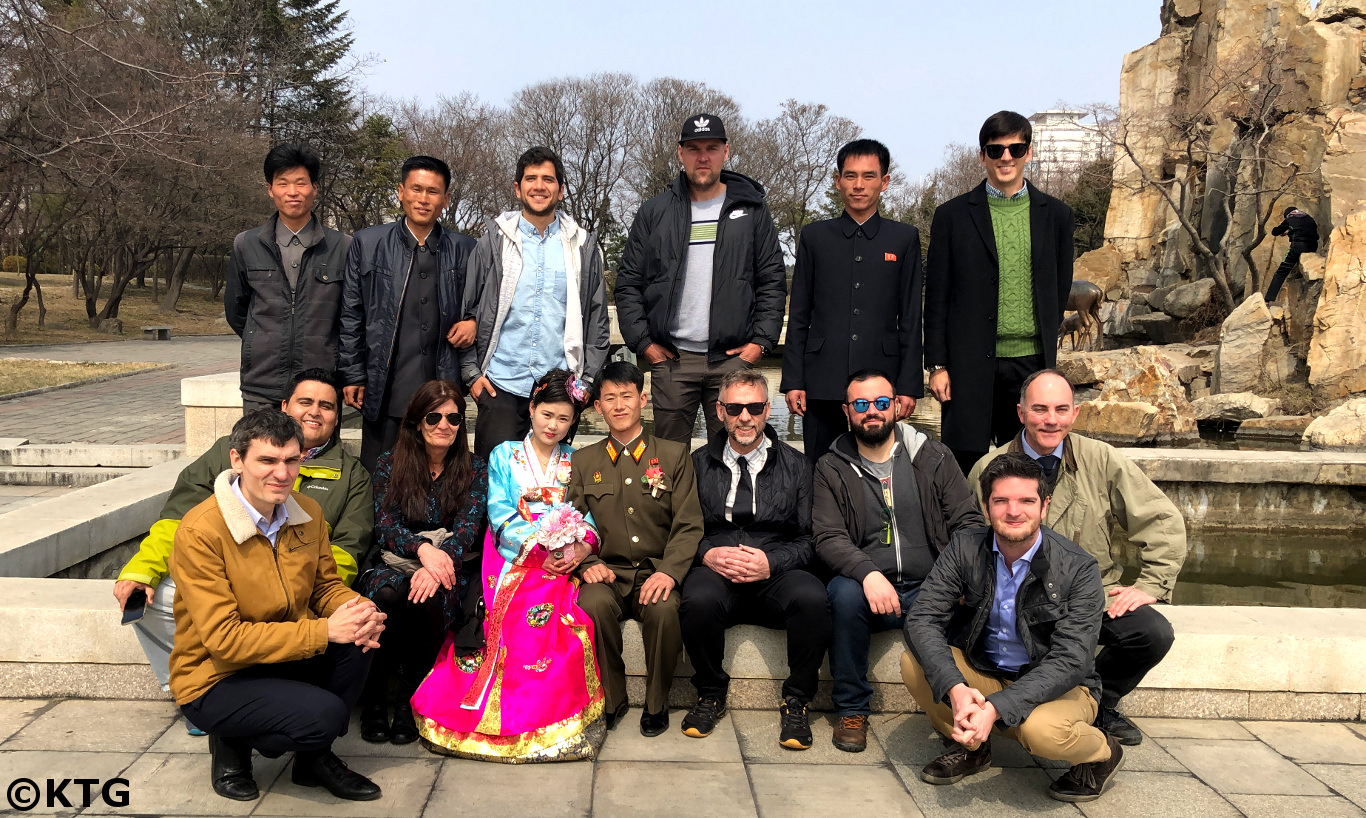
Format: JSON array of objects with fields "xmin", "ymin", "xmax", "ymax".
[{"xmin": 412, "ymin": 370, "xmax": 605, "ymax": 762}]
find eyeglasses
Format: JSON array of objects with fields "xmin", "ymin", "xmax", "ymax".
[
  {"xmin": 844, "ymin": 396, "xmax": 893, "ymax": 413},
  {"xmin": 720, "ymin": 401, "xmax": 768, "ymax": 417},
  {"xmin": 983, "ymin": 142, "xmax": 1030, "ymax": 160},
  {"xmin": 423, "ymin": 412, "xmax": 462, "ymax": 427}
]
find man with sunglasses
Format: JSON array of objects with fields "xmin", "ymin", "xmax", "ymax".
[
  {"xmin": 781, "ymin": 139, "xmax": 924, "ymax": 464},
  {"xmin": 923, "ymin": 111, "xmax": 1075, "ymax": 478},
  {"xmin": 678, "ymin": 369, "xmax": 830, "ymax": 749},
  {"xmin": 813, "ymin": 369, "xmax": 983, "ymax": 752}
]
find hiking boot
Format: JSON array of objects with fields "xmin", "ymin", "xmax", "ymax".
[
  {"xmin": 920, "ymin": 739, "xmax": 992, "ymax": 784},
  {"xmin": 832, "ymin": 714, "xmax": 868, "ymax": 753},
  {"xmin": 1097, "ymin": 705, "xmax": 1143, "ymax": 746},
  {"xmin": 1049, "ymin": 734, "xmax": 1125, "ymax": 802},
  {"xmin": 680, "ymin": 695, "xmax": 727, "ymax": 738},
  {"xmin": 777, "ymin": 697, "xmax": 812, "ymax": 750}
]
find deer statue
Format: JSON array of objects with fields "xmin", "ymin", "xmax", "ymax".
[{"xmin": 1058, "ymin": 280, "xmax": 1104, "ymax": 351}]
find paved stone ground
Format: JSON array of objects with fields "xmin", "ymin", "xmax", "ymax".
[
  {"xmin": 0, "ymin": 486, "xmax": 75, "ymax": 514},
  {"xmin": 1, "ymin": 699, "xmax": 1364, "ymax": 816},
  {"xmin": 0, "ymin": 337, "xmax": 239, "ymax": 445}
]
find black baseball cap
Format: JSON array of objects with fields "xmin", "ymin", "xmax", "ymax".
[{"xmin": 680, "ymin": 113, "xmax": 727, "ymax": 144}]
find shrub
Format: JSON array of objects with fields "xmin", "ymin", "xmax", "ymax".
[{"xmin": 1, "ymin": 255, "xmax": 26, "ymax": 274}]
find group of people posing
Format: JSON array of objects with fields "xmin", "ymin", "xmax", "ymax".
[{"xmin": 111, "ymin": 109, "xmax": 1188, "ymax": 806}]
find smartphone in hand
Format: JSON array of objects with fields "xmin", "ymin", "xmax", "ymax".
[{"xmin": 121, "ymin": 589, "xmax": 147, "ymax": 626}]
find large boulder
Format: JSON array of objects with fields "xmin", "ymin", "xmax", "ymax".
[
  {"xmin": 1101, "ymin": 299, "xmax": 1140, "ymax": 337},
  {"xmin": 1308, "ymin": 210, "xmax": 1366, "ymax": 398},
  {"xmin": 1282, "ymin": 22, "xmax": 1363, "ymax": 111},
  {"xmin": 1323, "ymin": 110, "xmax": 1366, "ymax": 230},
  {"xmin": 1191, "ymin": 392, "xmax": 1281, "ymax": 422},
  {"xmin": 1073, "ymin": 245, "xmax": 1126, "ymax": 296},
  {"xmin": 1237, "ymin": 415, "xmax": 1314, "ymax": 444},
  {"xmin": 1213, "ymin": 293, "xmax": 1296, "ymax": 393},
  {"xmin": 1162, "ymin": 278, "xmax": 1217, "ymax": 318},
  {"xmin": 1316, "ymin": 1, "xmax": 1366, "ymax": 23},
  {"xmin": 1305, "ymin": 396, "xmax": 1366, "ymax": 449},
  {"xmin": 1073, "ymin": 400, "xmax": 1163, "ymax": 446},
  {"xmin": 1063, "ymin": 346, "xmax": 1199, "ymax": 444}
]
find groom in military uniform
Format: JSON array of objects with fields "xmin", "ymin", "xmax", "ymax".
[{"xmin": 568, "ymin": 360, "xmax": 703, "ymax": 737}]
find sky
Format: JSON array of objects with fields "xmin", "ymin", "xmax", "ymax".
[{"xmin": 342, "ymin": 0, "xmax": 1160, "ymax": 181}]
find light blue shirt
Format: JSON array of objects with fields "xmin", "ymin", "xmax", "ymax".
[
  {"xmin": 230, "ymin": 476, "xmax": 288, "ymax": 547},
  {"xmin": 1021, "ymin": 437, "xmax": 1064, "ymax": 461},
  {"xmin": 983, "ymin": 531, "xmax": 1043, "ymax": 672},
  {"xmin": 486, "ymin": 215, "xmax": 569, "ymax": 397}
]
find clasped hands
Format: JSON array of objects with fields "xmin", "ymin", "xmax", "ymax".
[
  {"xmin": 702, "ymin": 544, "xmax": 771, "ymax": 583},
  {"xmin": 327, "ymin": 596, "xmax": 386, "ymax": 651},
  {"xmin": 948, "ymin": 683, "xmax": 997, "ymax": 749}
]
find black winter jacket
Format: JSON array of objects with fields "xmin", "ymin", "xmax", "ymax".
[
  {"xmin": 338, "ymin": 220, "xmax": 476, "ymax": 421},
  {"xmin": 1271, "ymin": 209, "xmax": 1319, "ymax": 252},
  {"xmin": 224, "ymin": 213, "xmax": 351, "ymax": 403},
  {"xmin": 615, "ymin": 170, "xmax": 787, "ymax": 363},
  {"xmin": 813, "ymin": 423, "xmax": 983, "ymax": 583},
  {"xmin": 904, "ymin": 525, "xmax": 1104, "ymax": 728},
  {"xmin": 691, "ymin": 425, "xmax": 814, "ymax": 575}
]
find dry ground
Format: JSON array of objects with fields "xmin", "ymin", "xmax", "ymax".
[
  {"xmin": 0, "ymin": 359, "xmax": 162, "ymax": 396},
  {"xmin": 0, "ymin": 273, "xmax": 231, "ymax": 346}
]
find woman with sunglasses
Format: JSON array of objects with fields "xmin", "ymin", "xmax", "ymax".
[
  {"xmin": 410, "ymin": 369, "xmax": 606, "ymax": 762},
  {"xmin": 357, "ymin": 379, "xmax": 488, "ymax": 744}
]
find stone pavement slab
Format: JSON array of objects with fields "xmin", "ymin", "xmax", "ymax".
[
  {"xmin": 0, "ymin": 698, "xmax": 47, "ymax": 743},
  {"xmin": 1226, "ymin": 793, "xmax": 1366, "ymax": 817},
  {"xmin": 83, "ymin": 751, "xmax": 288, "ymax": 815},
  {"xmin": 253, "ymin": 755, "xmax": 441, "ymax": 817},
  {"xmin": 898, "ymin": 766, "xmax": 1081, "ymax": 817},
  {"xmin": 592, "ymin": 760, "xmax": 755, "ymax": 818},
  {"xmin": 1304, "ymin": 764, "xmax": 1366, "ymax": 810},
  {"xmin": 595, "ymin": 710, "xmax": 743, "ymax": 762},
  {"xmin": 1242, "ymin": 720, "xmax": 1366, "ymax": 764},
  {"xmin": 1135, "ymin": 717, "xmax": 1257, "ymax": 740},
  {"xmin": 731, "ymin": 709, "xmax": 887, "ymax": 765},
  {"xmin": 145, "ymin": 720, "xmax": 210, "ymax": 754},
  {"xmin": 0, "ymin": 750, "xmax": 140, "ymax": 815},
  {"xmin": 1071, "ymin": 771, "xmax": 1241, "ymax": 817},
  {"xmin": 1112, "ymin": 735, "xmax": 1189, "ymax": 772},
  {"xmin": 425, "ymin": 756, "xmax": 594, "ymax": 817},
  {"xmin": 749, "ymin": 764, "xmax": 924, "ymax": 816},
  {"xmin": 1161, "ymin": 738, "xmax": 1333, "ymax": 795},
  {"xmin": 4, "ymin": 699, "xmax": 176, "ymax": 753}
]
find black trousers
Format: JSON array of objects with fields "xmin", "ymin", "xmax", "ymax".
[
  {"xmin": 950, "ymin": 353, "xmax": 1044, "ymax": 478},
  {"xmin": 799, "ymin": 399, "xmax": 849, "ymax": 466},
  {"xmin": 1097, "ymin": 603, "xmax": 1175, "ymax": 708},
  {"xmin": 472, "ymin": 388, "xmax": 582, "ymax": 461},
  {"xmin": 362, "ymin": 581, "xmax": 447, "ymax": 705},
  {"xmin": 678, "ymin": 565, "xmax": 832, "ymax": 703},
  {"xmin": 360, "ymin": 415, "xmax": 402, "ymax": 474},
  {"xmin": 1265, "ymin": 247, "xmax": 1306, "ymax": 302},
  {"xmin": 180, "ymin": 642, "xmax": 371, "ymax": 757}
]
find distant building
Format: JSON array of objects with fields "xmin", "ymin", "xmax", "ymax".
[{"xmin": 1027, "ymin": 110, "xmax": 1108, "ymax": 185}]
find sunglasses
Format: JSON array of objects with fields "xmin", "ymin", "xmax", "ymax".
[
  {"xmin": 720, "ymin": 401, "xmax": 768, "ymax": 417},
  {"xmin": 844, "ymin": 396, "xmax": 893, "ymax": 413},
  {"xmin": 423, "ymin": 412, "xmax": 462, "ymax": 427},
  {"xmin": 983, "ymin": 142, "xmax": 1030, "ymax": 160}
]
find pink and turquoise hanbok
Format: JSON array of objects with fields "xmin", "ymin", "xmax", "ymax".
[{"xmin": 412, "ymin": 437, "xmax": 605, "ymax": 762}]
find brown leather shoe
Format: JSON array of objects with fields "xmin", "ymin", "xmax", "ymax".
[
  {"xmin": 920, "ymin": 739, "xmax": 992, "ymax": 784},
  {"xmin": 832, "ymin": 714, "xmax": 869, "ymax": 753}
]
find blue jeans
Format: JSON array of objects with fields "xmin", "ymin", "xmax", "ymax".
[{"xmin": 827, "ymin": 575, "xmax": 921, "ymax": 716}]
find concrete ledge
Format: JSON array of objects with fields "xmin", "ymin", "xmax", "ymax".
[
  {"xmin": 0, "ymin": 460, "xmax": 186, "ymax": 577},
  {"xmin": 181, "ymin": 372, "xmax": 241, "ymax": 458},
  {"xmin": 2, "ymin": 578, "xmax": 1361, "ymax": 718},
  {"xmin": 1123, "ymin": 448, "xmax": 1366, "ymax": 486},
  {"xmin": 0, "ymin": 466, "xmax": 138, "ymax": 487},
  {"xmin": 0, "ymin": 442, "xmax": 183, "ymax": 467}
]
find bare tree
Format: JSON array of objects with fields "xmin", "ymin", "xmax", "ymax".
[{"xmin": 393, "ymin": 93, "xmax": 510, "ymax": 234}]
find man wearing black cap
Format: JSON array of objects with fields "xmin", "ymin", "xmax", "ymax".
[
  {"xmin": 615, "ymin": 114, "xmax": 786, "ymax": 443},
  {"xmin": 1266, "ymin": 205, "xmax": 1319, "ymax": 302}
]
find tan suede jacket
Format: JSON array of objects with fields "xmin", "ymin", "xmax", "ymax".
[
  {"xmin": 969, "ymin": 432, "xmax": 1187, "ymax": 605},
  {"xmin": 169, "ymin": 470, "xmax": 357, "ymax": 705}
]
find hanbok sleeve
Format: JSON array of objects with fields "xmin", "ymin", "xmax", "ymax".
[{"xmin": 487, "ymin": 444, "xmax": 539, "ymax": 563}]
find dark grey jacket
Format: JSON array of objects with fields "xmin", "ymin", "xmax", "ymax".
[
  {"xmin": 224, "ymin": 213, "xmax": 351, "ymax": 403},
  {"xmin": 338, "ymin": 220, "xmax": 476, "ymax": 421},
  {"xmin": 459, "ymin": 211, "xmax": 610, "ymax": 390},
  {"xmin": 614, "ymin": 170, "xmax": 787, "ymax": 363},
  {"xmin": 904, "ymin": 525, "xmax": 1104, "ymax": 728},
  {"xmin": 813, "ymin": 423, "xmax": 983, "ymax": 583},
  {"xmin": 691, "ymin": 425, "xmax": 814, "ymax": 575}
]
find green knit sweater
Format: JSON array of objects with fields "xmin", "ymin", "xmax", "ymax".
[{"xmin": 990, "ymin": 193, "xmax": 1042, "ymax": 357}]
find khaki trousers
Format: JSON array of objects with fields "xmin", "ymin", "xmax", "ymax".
[
  {"xmin": 578, "ymin": 571, "xmax": 683, "ymax": 715},
  {"xmin": 900, "ymin": 649, "xmax": 1110, "ymax": 765}
]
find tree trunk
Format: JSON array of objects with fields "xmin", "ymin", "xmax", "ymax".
[
  {"xmin": 159, "ymin": 247, "xmax": 195, "ymax": 313},
  {"xmin": 6, "ymin": 272, "xmax": 34, "ymax": 336}
]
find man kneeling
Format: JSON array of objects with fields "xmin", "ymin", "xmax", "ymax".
[
  {"xmin": 902, "ymin": 453, "xmax": 1123, "ymax": 802},
  {"xmin": 170, "ymin": 409, "xmax": 386, "ymax": 802}
]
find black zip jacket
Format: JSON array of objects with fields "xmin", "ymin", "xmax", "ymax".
[
  {"xmin": 338, "ymin": 220, "xmax": 476, "ymax": 421},
  {"xmin": 224, "ymin": 213, "xmax": 351, "ymax": 404},
  {"xmin": 691, "ymin": 424, "xmax": 814, "ymax": 575},
  {"xmin": 1271, "ymin": 210, "xmax": 1319, "ymax": 252},
  {"xmin": 615, "ymin": 170, "xmax": 787, "ymax": 363},
  {"xmin": 904, "ymin": 525, "xmax": 1104, "ymax": 728},
  {"xmin": 813, "ymin": 423, "xmax": 983, "ymax": 583}
]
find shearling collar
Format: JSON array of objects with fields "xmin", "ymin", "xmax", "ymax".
[{"xmin": 212, "ymin": 469, "xmax": 313, "ymax": 545}]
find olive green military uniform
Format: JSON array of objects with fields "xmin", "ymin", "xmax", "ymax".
[{"xmin": 569, "ymin": 433, "xmax": 703, "ymax": 714}]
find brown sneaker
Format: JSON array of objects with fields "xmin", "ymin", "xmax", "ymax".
[
  {"xmin": 920, "ymin": 739, "xmax": 992, "ymax": 784},
  {"xmin": 1049, "ymin": 734, "xmax": 1125, "ymax": 802},
  {"xmin": 832, "ymin": 714, "xmax": 869, "ymax": 753}
]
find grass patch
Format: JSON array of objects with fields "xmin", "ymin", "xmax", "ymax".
[
  {"xmin": 0, "ymin": 359, "xmax": 161, "ymax": 397},
  {"xmin": 0, "ymin": 273, "xmax": 232, "ymax": 346}
]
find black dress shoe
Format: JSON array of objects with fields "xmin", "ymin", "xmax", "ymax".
[
  {"xmin": 360, "ymin": 703, "xmax": 391, "ymax": 743},
  {"xmin": 639, "ymin": 708, "xmax": 669, "ymax": 737},
  {"xmin": 390, "ymin": 702, "xmax": 419, "ymax": 745},
  {"xmin": 209, "ymin": 734, "xmax": 258, "ymax": 801},
  {"xmin": 1098, "ymin": 705, "xmax": 1143, "ymax": 746},
  {"xmin": 604, "ymin": 701, "xmax": 629, "ymax": 731},
  {"xmin": 292, "ymin": 750, "xmax": 382, "ymax": 801}
]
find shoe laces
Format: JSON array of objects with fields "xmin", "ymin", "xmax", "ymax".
[
  {"xmin": 780, "ymin": 698, "xmax": 808, "ymax": 730},
  {"xmin": 839, "ymin": 714, "xmax": 867, "ymax": 731},
  {"xmin": 689, "ymin": 696, "xmax": 723, "ymax": 722}
]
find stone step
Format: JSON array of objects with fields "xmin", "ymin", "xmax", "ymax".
[
  {"xmin": 0, "ymin": 466, "xmax": 138, "ymax": 487},
  {"xmin": 0, "ymin": 441, "xmax": 183, "ymax": 468}
]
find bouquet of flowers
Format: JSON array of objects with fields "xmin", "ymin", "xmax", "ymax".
[{"xmin": 536, "ymin": 503, "xmax": 593, "ymax": 563}]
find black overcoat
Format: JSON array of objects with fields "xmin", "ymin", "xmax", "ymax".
[
  {"xmin": 923, "ymin": 181, "xmax": 1074, "ymax": 450},
  {"xmin": 779, "ymin": 212, "xmax": 924, "ymax": 401}
]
